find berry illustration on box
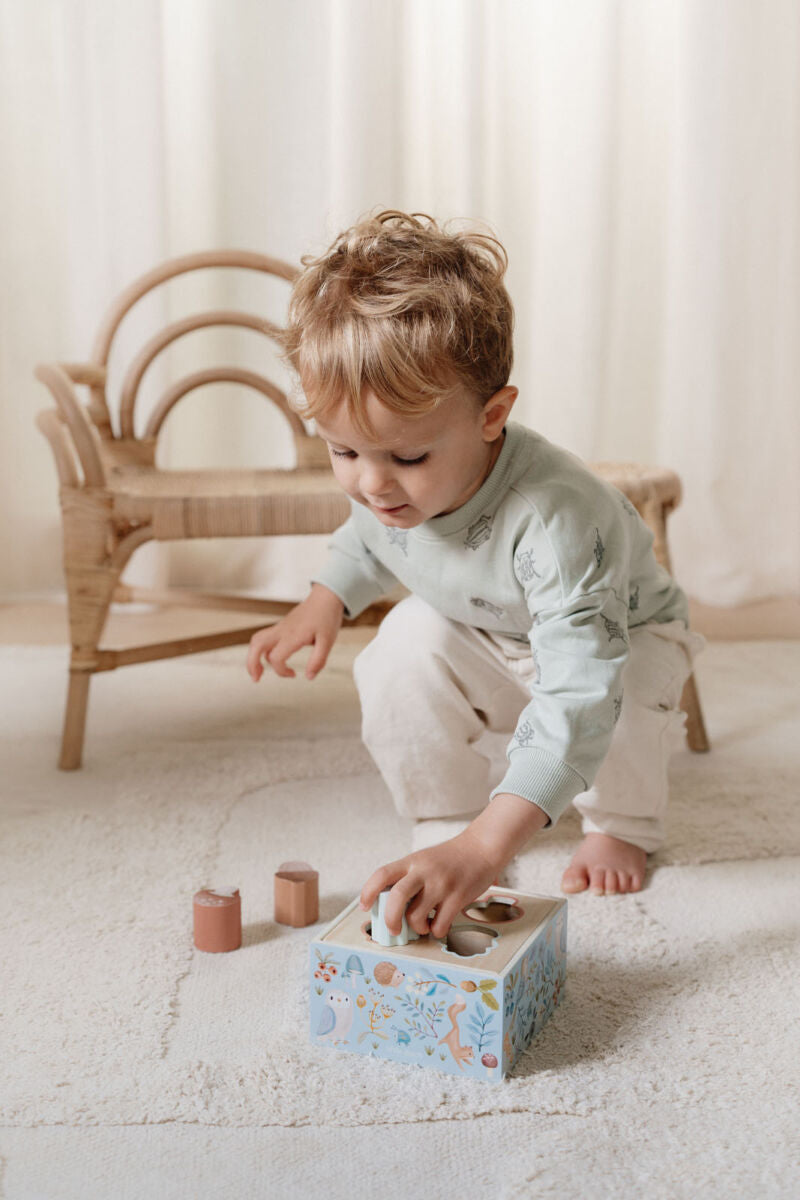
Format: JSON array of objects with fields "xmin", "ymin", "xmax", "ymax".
[{"xmin": 309, "ymin": 887, "xmax": 567, "ymax": 1083}]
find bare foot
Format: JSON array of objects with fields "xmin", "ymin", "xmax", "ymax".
[{"xmin": 561, "ymin": 833, "xmax": 647, "ymax": 896}]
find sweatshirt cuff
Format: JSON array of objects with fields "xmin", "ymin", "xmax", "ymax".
[
  {"xmin": 310, "ymin": 562, "xmax": 386, "ymax": 620},
  {"xmin": 489, "ymin": 749, "xmax": 587, "ymax": 827}
]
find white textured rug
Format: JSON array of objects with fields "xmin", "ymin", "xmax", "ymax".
[{"xmin": 2, "ymin": 640, "xmax": 799, "ymax": 1195}]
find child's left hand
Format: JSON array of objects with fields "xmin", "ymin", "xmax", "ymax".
[{"xmin": 358, "ymin": 830, "xmax": 500, "ymax": 940}]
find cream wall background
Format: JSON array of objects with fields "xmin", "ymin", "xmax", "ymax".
[{"xmin": 1, "ymin": 0, "xmax": 798, "ymax": 607}]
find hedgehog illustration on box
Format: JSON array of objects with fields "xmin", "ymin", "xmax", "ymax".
[{"xmin": 309, "ymin": 887, "xmax": 567, "ymax": 1082}]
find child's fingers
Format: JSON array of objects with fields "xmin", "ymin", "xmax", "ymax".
[
  {"xmin": 265, "ymin": 639, "xmax": 298, "ymax": 678},
  {"xmin": 404, "ymin": 889, "xmax": 437, "ymax": 936},
  {"xmin": 305, "ymin": 632, "xmax": 334, "ymax": 680},
  {"xmin": 358, "ymin": 865, "xmax": 397, "ymax": 912},
  {"xmin": 258, "ymin": 631, "xmax": 312, "ymax": 679},
  {"xmin": 429, "ymin": 894, "xmax": 465, "ymax": 940},
  {"xmin": 382, "ymin": 875, "xmax": 425, "ymax": 936},
  {"xmin": 359, "ymin": 861, "xmax": 411, "ymax": 918},
  {"xmin": 246, "ymin": 628, "xmax": 279, "ymax": 680}
]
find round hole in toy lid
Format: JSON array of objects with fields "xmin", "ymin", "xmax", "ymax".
[{"xmin": 463, "ymin": 898, "xmax": 523, "ymax": 923}]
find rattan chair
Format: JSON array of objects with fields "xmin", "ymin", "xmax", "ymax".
[
  {"xmin": 34, "ymin": 250, "xmax": 385, "ymax": 769},
  {"xmin": 35, "ymin": 249, "xmax": 708, "ymax": 769}
]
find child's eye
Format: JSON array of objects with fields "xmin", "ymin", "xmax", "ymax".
[
  {"xmin": 329, "ymin": 449, "xmax": 428, "ymax": 466},
  {"xmin": 393, "ymin": 454, "xmax": 429, "ymax": 466}
]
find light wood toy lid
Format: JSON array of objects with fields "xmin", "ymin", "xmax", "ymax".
[{"xmin": 320, "ymin": 888, "xmax": 563, "ymax": 975}]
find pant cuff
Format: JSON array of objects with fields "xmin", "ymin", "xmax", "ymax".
[{"xmin": 578, "ymin": 813, "xmax": 664, "ymax": 855}]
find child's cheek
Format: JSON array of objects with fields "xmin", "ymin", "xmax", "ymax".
[
  {"xmin": 337, "ymin": 469, "xmax": 362, "ymax": 504},
  {"xmin": 329, "ymin": 460, "xmax": 352, "ymax": 490}
]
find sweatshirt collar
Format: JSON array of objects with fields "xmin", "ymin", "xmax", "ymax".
[{"xmin": 413, "ymin": 421, "xmax": 525, "ymax": 539}]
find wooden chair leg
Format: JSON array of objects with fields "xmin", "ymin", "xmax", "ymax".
[
  {"xmin": 59, "ymin": 669, "xmax": 92, "ymax": 769},
  {"xmin": 680, "ymin": 672, "xmax": 710, "ymax": 753},
  {"xmin": 641, "ymin": 495, "xmax": 711, "ymax": 754},
  {"xmin": 58, "ymin": 489, "xmax": 121, "ymax": 769},
  {"xmin": 59, "ymin": 564, "xmax": 116, "ymax": 769},
  {"xmin": 59, "ymin": 562, "xmax": 117, "ymax": 768}
]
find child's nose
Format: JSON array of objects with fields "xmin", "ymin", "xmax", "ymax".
[{"xmin": 361, "ymin": 464, "xmax": 395, "ymax": 497}]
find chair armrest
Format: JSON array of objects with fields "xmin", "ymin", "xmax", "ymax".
[
  {"xmin": 34, "ymin": 409, "xmax": 83, "ymax": 488},
  {"xmin": 33, "ymin": 364, "xmax": 106, "ymax": 487}
]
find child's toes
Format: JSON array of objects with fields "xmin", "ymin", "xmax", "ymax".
[
  {"xmin": 588, "ymin": 866, "xmax": 607, "ymax": 894},
  {"xmin": 629, "ymin": 871, "xmax": 644, "ymax": 893},
  {"xmin": 561, "ymin": 864, "xmax": 589, "ymax": 894},
  {"xmin": 615, "ymin": 870, "xmax": 630, "ymax": 893}
]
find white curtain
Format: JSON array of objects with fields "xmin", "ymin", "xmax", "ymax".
[{"xmin": 1, "ymin": 0, "xmax": 798, "ymax": 606}]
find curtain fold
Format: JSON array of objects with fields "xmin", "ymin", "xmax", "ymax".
[{"xmin": 2, "ymin": 0, "xmax": 797, "ymax": 604}]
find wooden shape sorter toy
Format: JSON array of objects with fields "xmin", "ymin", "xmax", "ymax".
[{"xmin": 309, "ymin": 888, "xmax": 567, "ymax": 1083}]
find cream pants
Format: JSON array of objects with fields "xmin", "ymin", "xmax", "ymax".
[{"xmin": 352, "ymin": 594, "xmax": 706, "ymax": 853}]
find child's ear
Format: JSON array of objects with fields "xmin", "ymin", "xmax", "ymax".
[{"xmin": 482, "ymin": 386, "xmax": 518, "ymax": 437}]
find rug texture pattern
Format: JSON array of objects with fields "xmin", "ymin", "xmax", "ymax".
[{"xmin": 2, "ymin": 641, "xmax": 799, "ymax": 1186}]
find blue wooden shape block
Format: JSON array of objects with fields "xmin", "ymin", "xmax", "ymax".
[
  {"xmin": 309, "ymin": 887, "xmax": 567, "ymax": 1083},
  {"xmin": 369, "ymin": 888, "xmax": 421, "ymax": 946}
]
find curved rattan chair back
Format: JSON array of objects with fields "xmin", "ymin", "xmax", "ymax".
[{"xmin": 79, "ymin": 249, "xmax": 325, "ymax": 468}]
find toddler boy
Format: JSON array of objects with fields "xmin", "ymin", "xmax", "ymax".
[{"xmin": 246, "ymin": 209, "xmax": 706, "ymax": 941}]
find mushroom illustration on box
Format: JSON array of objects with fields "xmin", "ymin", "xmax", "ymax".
[{"xmin": 309, "ymin": 887, "xmax": 567, "ymax": 1083}]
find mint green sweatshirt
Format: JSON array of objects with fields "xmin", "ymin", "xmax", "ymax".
[{"xmin": 312, "ymin": 420, "xmax": 691, "ymax": 824}]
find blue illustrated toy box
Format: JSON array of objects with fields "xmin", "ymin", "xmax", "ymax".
[{"xmin": 309, "ymin": 887, "xmax": 567, "ymax": 1083}]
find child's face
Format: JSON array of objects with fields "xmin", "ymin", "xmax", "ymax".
[{"xmin": 314, "ymin": 386, "xmax": 516, "ymax": 526}]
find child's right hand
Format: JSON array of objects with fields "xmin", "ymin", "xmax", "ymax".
[{"xmin": 246, "ymin": 583, "xmax": 345, "ymax": 682}]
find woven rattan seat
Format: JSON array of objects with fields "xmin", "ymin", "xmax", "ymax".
[
  {"xmin": 110, "ymin": 466, "xmax": 350, "ymax": 538},
  {"xmin": 35, "ymin": 249, "xmax": 708, "ymax": 769}
]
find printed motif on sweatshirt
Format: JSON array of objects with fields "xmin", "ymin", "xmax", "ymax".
[
  {"xmin": 593, "ymin": 527, "xmax": 605, "ymax": 568},
  {"xmin": 514, "ymin": 548, "xmax": 543, "ymax": 582},
  {"xmin": 601, "ymin": 614, "xmax": 628, "ymax": 644},
  {"xmin": 512, "ymin": 719, "xmax": 537, "ymax": 749},
  {"xmin": 464, "ymin": 514, "xmax": 494, "ymax": 550},
  {"xmin": 385, "ymin": 527, "xmax": 409, "ymax": 555},
  {"xmin": 470, "ymin": 597, "xmax": 505, "ymax": 618}
]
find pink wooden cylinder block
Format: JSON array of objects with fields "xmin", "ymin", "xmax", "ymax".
[{"xmin": 193, "ymin": 886, "xmax": 242, "ymax": 952}]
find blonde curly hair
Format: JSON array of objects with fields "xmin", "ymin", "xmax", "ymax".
[{"xmin": 276, "ymin": 208, "xmax": 515, "ymax": 438}]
